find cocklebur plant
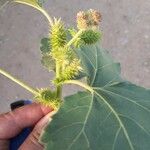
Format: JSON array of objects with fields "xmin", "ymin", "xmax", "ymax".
[{"xmin": 0, "ymin": 0, "xmax": 150, "ymax": 150}]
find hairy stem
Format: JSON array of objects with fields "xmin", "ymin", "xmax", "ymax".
[
  {"xmin": 0, "ymin": 68, "xmax": 39, "ymax": 95},
  {"xmin": 64, "ymin": 80, "xmax": 94, "ymax": 93}
]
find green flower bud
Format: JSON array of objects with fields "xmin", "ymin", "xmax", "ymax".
[
  {"xmin": 51, "ymin": 47, "xmax": 71, "ymax": 65},
  {"xmin": 50, "ymin": 18, "xmax": 67, "ymax": 50},
  {"xmin": 80, "ymin": 29, "xmax": 102, "ymax": 44},
  {"xmin": 53, "ymin": 59, "xmax": 82, "ymax": 84},
  {"xmin": 35, "ymin": 88, "xmax": 61, "ymax": 110}
]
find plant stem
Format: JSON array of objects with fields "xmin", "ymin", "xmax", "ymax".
[
  {"xmin": 54, "ymin": 30, "xmax": 84, "ymax": 98},
  {"xmin": 56, "ymin": 61, "xmax": 60, "ymax": 78},
  {"xmin": 56, "ymin": 61, "xmax": 62, "ymax": 99},
  {"xmin": 14, "ymin": 0, "xmax": 53, "ymax": 26},
  {"xmin": 56, "ymin": 85, "xmax": 62, "ymax": 98},
  {"xmin": 64, "ymin": 80, "xmax": 94, "ymax": 93},
  {"xmin": 66, "ymin": 29, "xmax": 84, "ymax": 48},
  {"xmin": 0, "ymin": 68, "xmax": 39, "ymax": 95},
  {"xmin": 38, "ymin": 7, "xmax": 53, "ymax": 26}
]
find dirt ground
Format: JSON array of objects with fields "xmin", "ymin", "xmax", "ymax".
[{"xmin": 0, "ymin": 0, "xmax": 150, "ymax": 113}]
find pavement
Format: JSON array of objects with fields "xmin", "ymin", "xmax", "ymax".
[{"xmin": 0, "ymin": 0, "xmax": 150, "ymax": 113}]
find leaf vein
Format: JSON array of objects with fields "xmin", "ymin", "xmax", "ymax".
[
  {"xmin": 94, "ymin": 91, "xmax": 135, "ymax": 150},
  {"xmin": 118, "ymin": 114, "xmax": 150, "ymax": 137},
  {"xmin": 66, "ymin": 94, "xmax": 94, "ymax": 150},
  {"xmin": 100, "ymin": 88, "xmax": 150, "ymax": 113},
  {"xmin": 51, "ymin": 122, "xmax": 83, "ymax": 137},
  {"xmin": 112, "ymin": 127, "xmax": 121, "ymax": 150}
]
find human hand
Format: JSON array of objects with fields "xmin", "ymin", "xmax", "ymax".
[{"xmin": 0, "ymin": 103, "xmax": 54, "ymax": 150}]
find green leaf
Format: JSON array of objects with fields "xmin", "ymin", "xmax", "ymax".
[
  {"xmin": 41, "ymin": 54, "xmax": 55, "ymax": 71},
  {"xmin": 40, "ymin": 37, "xmax": 51, "ymax": 54},
  {"xmin": 41, "ymin": 44, "xmax": 150, "ymax": 149},
  {"xmin": 77, "ymin": 44, "xmax": 123, "ymax": 87},
  {"xmin": 42, "ymin": 84, "xmax": 150, "ymax": 150}
]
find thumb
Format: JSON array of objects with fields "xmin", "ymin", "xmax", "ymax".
[{"xmin": 19, "ymin": 111, "xmax": 56, "ymax": 150}]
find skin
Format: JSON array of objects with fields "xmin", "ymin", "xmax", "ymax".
[{"xmin": 0, "ymin": 103, "xmax": 54, "ymax": 150}]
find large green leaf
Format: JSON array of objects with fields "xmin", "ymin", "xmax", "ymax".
[{"xmin": 41, "ymin": 44, "xmax": 150, "ymax": 150}]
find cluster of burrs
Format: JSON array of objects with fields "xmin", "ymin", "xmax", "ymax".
[{"xmin": 36, "ymin": 9, "xmax": 102, "ymax": 109}]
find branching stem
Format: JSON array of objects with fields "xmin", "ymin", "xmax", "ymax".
[
  {"xmin": 66, "ymin": 29, "xmax": 84, "ymax": 48},
  {"xmin": 0, "ymin": 68, "xmax": 39, "ymax": 95},
  {"xmin": 55, "ymin": 30, "xmax": 86, "ymax": 97}
]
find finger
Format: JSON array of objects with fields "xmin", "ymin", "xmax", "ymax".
[
  {"xmin": 0, "ymin": 103, "xmax": 53, "ymax": 139},
  {"xmin": 19, "ymin": 111, "xmax": 56, "ymax": 150}
]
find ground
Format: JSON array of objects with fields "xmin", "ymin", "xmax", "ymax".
[{"xmin": 0, "ymin": 0, "xmax": 150, "ymax": 113}]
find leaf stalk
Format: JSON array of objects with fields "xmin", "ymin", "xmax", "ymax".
[
  {"xmin": 64, "ymin": 80, "xmax": 94, "ymax": 93},
  {"xmin": 14, "ymin": 0, "xmax": 53, "ymax": 26},
  {"xmin": 66, "ymin": 29, "xmax": 84, "ymax": 47},
  {"xmin": 0, "ymin": 68, "xmax": 39, "ymax": 95}
]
